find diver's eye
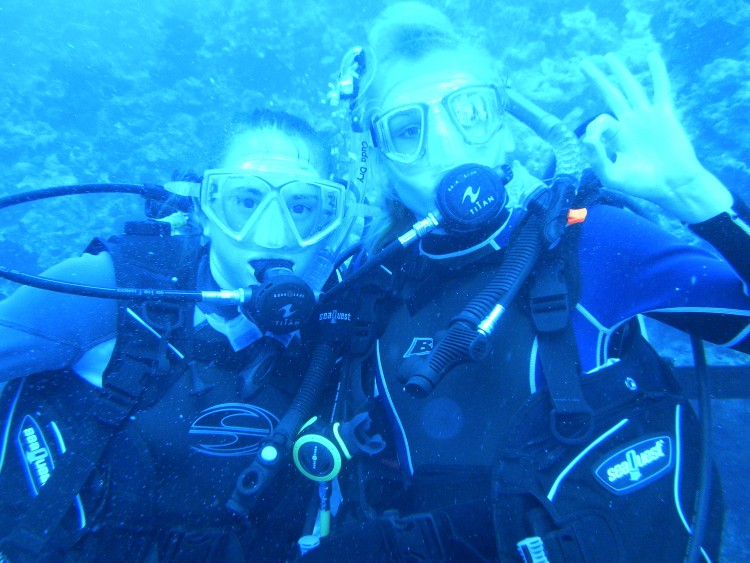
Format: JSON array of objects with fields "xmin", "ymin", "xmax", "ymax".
[
  {"xmin": 397, "ymin": 125, "xmax": 421, "ymax": 139},
  {"xmin": 238, "ymin": 197, "xmax": 259, "ymax": 210},
  {"xmin": 290, "ymin": 203, "xmax": 312, "ymax": 215},
  {"xmin": 385, "ymin": 108, "xmax": 423, "ymax": 155},
  {"xmin": 389, "ymin": 118, "xmax": 421, "ymax": 141}
]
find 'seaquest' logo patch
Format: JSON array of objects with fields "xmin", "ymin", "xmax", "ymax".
[
  {"xmin": 16, "ymin": 415, "xmax": 55, "ymax": 496},
  {"xmin": 189, "ymin": 403, "xmax": 279, "ymax": 457},
  {"xmin": 594, "ymin": 435, "xmax": 673, "ymax": 495}
]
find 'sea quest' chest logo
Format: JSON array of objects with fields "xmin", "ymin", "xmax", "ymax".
[
  {"xmin": 318, "ymin": 309, "xmax": 352, "ymax": 323},
  {"xmin": 189, "ymin": 403, "xmax": 279, "ymax": 457},
  {"xmin": 593, "ymin": 435, "xmax": 673, "ymax": 495},
  {"xmin": 16, "ymin": 415, "xmax": 55, "ymax": 496}
]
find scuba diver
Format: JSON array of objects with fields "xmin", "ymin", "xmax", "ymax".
[
  {"xmin": 292, "ymin": 3, "xmax": 750, "ymax": 562},
  {"xmin": 0, "ymin": 110, "xmax": 362, "ymax": 562}
]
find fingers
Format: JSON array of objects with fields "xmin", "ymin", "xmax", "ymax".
[
  {"xmin": 582, "ymin": 114, "xmax": 618, "ymax": 181},
  {"xmin": 583, "ymin": 113, "xmax": 622, "ymax": 148},
  {"xmin": 648, "ymin": 51, "xmax": 672, "ymax": 107},
  {"xmin": 581, "ymin": 137, "xmax": 615, "ymax": 183},
  {"xmin": 582, "ymin": 52, "xmax": 672, "ymax": 113},
  {"xmin": 605, "ymin": 53, "xmax": 650, "ymax": 108},
  {"xmin": 581, "ymin": 58, "xmax": 631, "ymax": 117}
]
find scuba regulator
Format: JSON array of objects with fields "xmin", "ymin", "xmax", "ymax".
[
  {"xmin": 403, "ymin": 170, "xmax": 579, "ymax": 398},
  {"xmin": 0, "ymin": 184, "xmax": 322, "ymax": 334},
  {"xmin": 434, "ymin": 163, "xmax": 511, "ymax": 236},
  {"xmin": 323, "ymin": 162, "xmax": 514, "ymax": 302},
  {"xmin": 241, "ymin": 259, "xmax": 316, "ymax": 335},
  {"xmin": 0, "ymin": 181, "xmax": 351, "ymax": 521}
]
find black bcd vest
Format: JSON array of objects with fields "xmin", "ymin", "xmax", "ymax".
[{"xmin": 0, "ymin": 226, "xmax": 312, "ymax": 563}]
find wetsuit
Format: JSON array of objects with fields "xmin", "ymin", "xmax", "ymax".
[
  {"xmin": 306, "ymin": 199, "xmax": 750, "ymax": 562},
  {"xmin": 0, "ymin": 229, "xmax": 316, "ymax": 562}
]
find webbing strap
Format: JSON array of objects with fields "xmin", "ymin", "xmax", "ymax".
[
  {"xmin": 1, "ymin": 233, "xmax": 200, "ymax": 561},
  {"xmin": 529, "ymin": 255, "xmax": 593, "ymax": 444},
  {"xmin": 0, "ymin": 378, "xmax": 137, "ymax": 560}
]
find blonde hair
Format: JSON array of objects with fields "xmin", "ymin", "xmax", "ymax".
[
  {"xmin": 357, "ymin": 2, "xmax": 498, "ymax": 251},
  {"xmin": 368, "ymin": 2, "xmax": 460, "ymax": 66}
]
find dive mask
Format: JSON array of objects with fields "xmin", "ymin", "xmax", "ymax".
[
  {"xmin": 200, "ymin": 169, "xmax": 346, "ymax": 248},
  {"xmin": 371, "ymin": 84, "xmax": 505, "ymax": 164}
]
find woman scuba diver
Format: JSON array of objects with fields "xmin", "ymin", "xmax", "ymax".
[
  {"xmin": 293, "ymin": 3, "xmax": 750, "ymax": 562},
  {"xmin": 0, "ymin": 110, "xmax": 363, "ymax": 562}
]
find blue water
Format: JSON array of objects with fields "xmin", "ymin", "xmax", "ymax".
[{"xmin": 1, "ymin": 0, "xmax": 748, "ymax": 559}]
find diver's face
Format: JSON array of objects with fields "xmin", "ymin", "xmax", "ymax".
[
  {"xmin": 372, "ymin": 51, "xmax": 513, "ymax": 217},
  {"xmin": 203, "ymin": 129, "xmax": 329, "ymax": 289}
]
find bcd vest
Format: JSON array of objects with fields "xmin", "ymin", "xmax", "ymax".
[
  {"xmin": 0, "ymin": 226, "xmax": 310, "ymax": 562},
  {"xmin": 362, "ymin": 235, "xmax": 723, "ymax": 562}
]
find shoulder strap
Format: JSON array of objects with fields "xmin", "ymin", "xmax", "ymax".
[
  {"xmin": 529, "ymin": 228, "xmax": 593, "ymax": 445},
  {"xmin": 1, "ymin": 380, "xmax": 141, "ymax": 560},
  {"xmin": 0, "ymin": 229, "xmax": 202, "ymax": 561}
]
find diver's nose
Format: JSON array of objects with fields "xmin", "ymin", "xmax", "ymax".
[
  {"xmin": 248, "ymin": 199, "xmax": 292, "ymax": 249},
  {"xmin": 424, "ymin": 106, "xmax": 468, "ymax": 166}
]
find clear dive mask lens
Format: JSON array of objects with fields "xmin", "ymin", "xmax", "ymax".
[
  {"xmin": 201, "ymin": 170, "xmax": 346, "ymax": 247},
  {"xmin": 371, "ymin": 84, "xmax": 505, "ymax": 164}
]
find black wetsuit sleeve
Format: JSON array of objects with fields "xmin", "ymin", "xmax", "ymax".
[
  {"xmin": 689, "ymin": 197, "xmax": 750, "ymax": 286},
  {"xmin": 0, "ymin": 253, "xmax": 117, "ymax": 382}
]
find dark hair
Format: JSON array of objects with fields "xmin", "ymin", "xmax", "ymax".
[
  {"xmin": 220, "ymin": 109, "xmax": 331, "ymax": 176},
  {"xmin": 188, "ymin": 110, "xmax": 332, "ymax": 230}
]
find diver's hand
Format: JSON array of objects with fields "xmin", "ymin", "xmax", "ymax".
[{"xmin": 581, "ymin": 52, "xmax": 733, "ymax": 223}]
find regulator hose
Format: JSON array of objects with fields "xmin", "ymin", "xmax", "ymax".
[
  {"xmin": 0, "ymin": 183, "xmax": 211, "ymax": 302},
  {"xmin": 405, "ymin": 211, "xmax": 544, "ymax": 397},
  {"xmin": 0, "ymin": 265, "xmax": 209, "ymax": 301},
  {"xmin": 227, "ymin": 340, "xmax": 338, "ymax": 516},
  {"xmin": 0, "ymin": 183, "xmax": 170, "ymax": 207},
  {"xmin": 400, "ymin": 88, "xmax": 584, "ymax": 398}
]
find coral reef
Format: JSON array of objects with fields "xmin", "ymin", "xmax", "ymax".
[{"xmin": 0, "ymin": 3, "xmax": 747, "ymax": 555}]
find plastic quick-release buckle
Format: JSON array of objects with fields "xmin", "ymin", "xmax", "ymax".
[
  {"xmin": 380, "ymin": 511, "xmax": 452, "ymax": 562},
  {"xmin": 517, "ymin": 536, "xmax": 550, "ymax": 563}
]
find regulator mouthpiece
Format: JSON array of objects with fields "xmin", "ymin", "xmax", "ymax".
[
  {"xmin": 435, "ymin": 164, "xmax": 511, "ymax": 235},
  {"xmin": 241, "ymin": 260, "xmax": 316, "ymax": 334}
]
